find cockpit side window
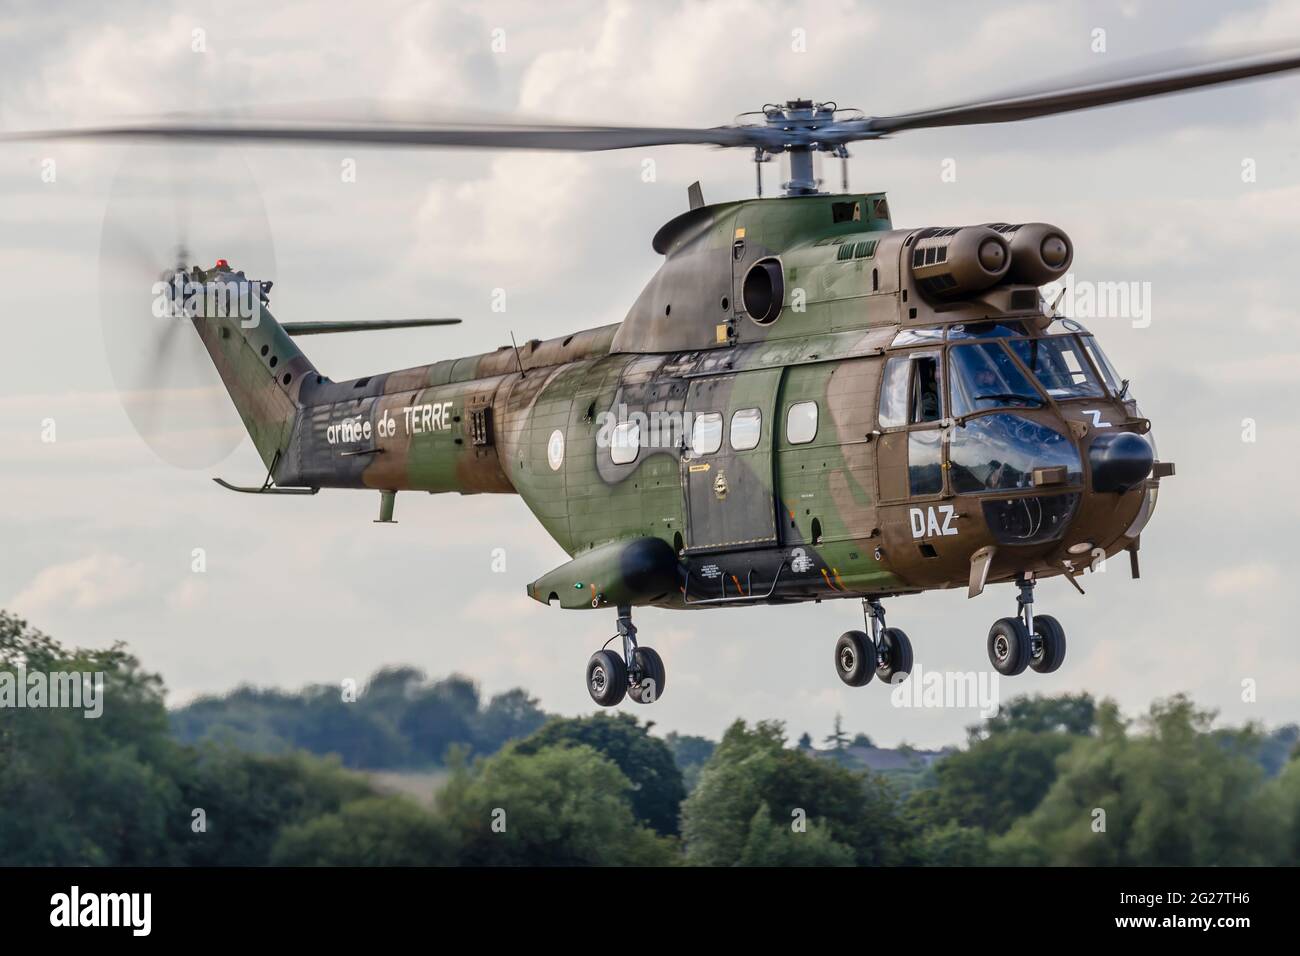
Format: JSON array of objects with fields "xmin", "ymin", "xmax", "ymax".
[
  {"xmin": 879, "ymin": 356, "xmax": 910, "ymax": 428},
  {"xmin": 880, "ymin": 351, "xmax": 942, "ymax": 428},
  {"xmin": 1080, "ymin": 335, "xmax": 1124, "ymax": 395},
  {"xmin": 911, "ymin": 355, "xmax": 941, "ymax": 423}
]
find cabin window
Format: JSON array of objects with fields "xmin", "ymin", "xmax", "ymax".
[
  {"xmin": 610, "ymin": 421, "xmax": 640, "ymax": 465},
  {"xmin": 690, "ymin": 412, "xmax": 723, "ymax": 455},
  {"xmin": 831, "ymin": 200, "xmax": 861, "ymax": 223},
  {"xmin": 786, "ymin": 401, "xmax": 818, "ymax": 445},
  {"xmin": 730, "ymin": 408, "xmax": 762, "ymax": 451},
  {"xmin": 879, "ymin": 351, "xmax": 942, "ymax": 428}
]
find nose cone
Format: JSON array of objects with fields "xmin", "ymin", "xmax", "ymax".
[{"xmin": 1089, "ymin": 432, "xmax": 1154, "ymax": 493}]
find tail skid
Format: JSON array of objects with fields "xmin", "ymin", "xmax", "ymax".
[{"xmin": 213, "ymin": 450, "xmax": 319, "ymax": 495}]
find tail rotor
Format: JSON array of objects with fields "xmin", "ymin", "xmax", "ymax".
[{"xmin": 98, "ymin": 146, "xmax": 276, "ymax": 469}]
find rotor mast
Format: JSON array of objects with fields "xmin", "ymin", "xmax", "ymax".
[{"xmin": 761, "ymin": 99, "xmax": 844, "ymax": 197}]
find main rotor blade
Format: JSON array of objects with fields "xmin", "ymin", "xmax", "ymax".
[
  {"xmin": 1, "ymin": 121, "xmax": 767, "ymax": 152},
  {"xmin": 8, "ymin": 44, "xmax": 1300, "ymax": 156},
  {"xmin": 282, "ymin": 318, "xmax": 462, "ymax": 335},
  {"xmin": 863, "ymin": 46, "xmax": 1300, "ymax": 134}
]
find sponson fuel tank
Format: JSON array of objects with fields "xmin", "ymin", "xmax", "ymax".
[{"xmin": 528, "ymin": 537, "xmax": 681, "ymax": 610}]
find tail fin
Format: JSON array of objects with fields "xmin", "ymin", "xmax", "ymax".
[{"xmin": 189, "ymin": 264, "xmax": 314, "ymax": 474}]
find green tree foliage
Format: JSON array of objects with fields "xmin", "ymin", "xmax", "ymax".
[
  {"xmin": 0, "ymin": 612, "xmax": 373, "ymax": 866},
  {"xmin": 11, "ymin": 609, "xmax": 1300, "ymax": 868},
  {"xmin": 913, "ymin": 820, "xmax": 991, "ymax": 866},
  {"xmin": 993, "ymin": 696, "xmax": 1269, "ymax": 865},
  {"xmin": 515, "ymin": 713, "xmax": 685, "ymax": 835},
  {"xmin": 437, "ymin": 743, "xmax": 677, "ymax": 865},
  {"xmin": 1213, "ymin": 722, "xmax": 1299, "ymax": 778},
  {"xmin": 737, "ymin": 803, "xmax": 855, "ymax": 866},
  {"xmin": 475, "ymin": 689, "xmax": 551, "ymax": 754},
  {"xmin": 171, "ymin": 668, "xmax": 548, "ymax": 768},
  {"xmin": 906, "ymin": 730, "xmax": 1077, "ymax": 836},
  {"xmin": 664, "ymin": 731, "xmax": 716, "ymax": 793},
  {"xmin": 1, "ymin": 611, "xmax": 184, "ymax": 864},
  {"xmin": 1253, "ymin": 752, "xmax": 1300, "ymax": 865},
  {"xmin": 971, "ymin": 692, "xmax": 1097, "ymax": 741},
  {"xmin": 177, "ymin": 749, "xmax": 373, "ymax": 865},
  {"xmin": 270, "ymin": 796, "xmax": 456, "ymax": 866},
  {"xmin": 681, "ymin": 720, "xmax": 910, "ymax": 866}
]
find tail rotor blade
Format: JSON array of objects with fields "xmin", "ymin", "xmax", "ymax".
[{"xmin": 98, "ymin": 145, "xmax": 275, "ymax": 470}]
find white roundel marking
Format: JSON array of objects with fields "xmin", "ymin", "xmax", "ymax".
[{"xmin": 547, "ymin": 429, "xmax": 565, "ymax": 471}]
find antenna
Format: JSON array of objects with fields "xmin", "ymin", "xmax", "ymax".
[
  {"xmin": 835, "ymin": 145, "xmax": 850, "ymax": 192},
  {"xmin": 509, "ymin": 331, "xmax": 526, "ymax": 378},
  {"xmin": 1047, "ymin": 287, "xmax": 1067, "ymax": 319}
]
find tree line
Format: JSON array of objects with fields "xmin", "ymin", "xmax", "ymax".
[{"xmin": 2, "ymin": 610, "xmax": 1298, "ymax": 866}]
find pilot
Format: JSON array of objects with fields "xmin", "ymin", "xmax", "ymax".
[
  {"xmin": 974, "ymin": 367, "xmax": 999, "ymax": 391},
  {"xmin": 986, "ymin": 458, "xmax": 1009, "ymax": 488},
  {"xmin": 917, "ymin": 363, "xmax": 941, "ymax": 420}
]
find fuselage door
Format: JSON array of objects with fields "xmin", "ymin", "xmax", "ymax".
[
  {"xmin": 874, "ymin": 348, "xmax": 961, "ymax": 568},
  {"xmin": 681, "ymin": 368, "xmax": 781, "ymax": 551}
]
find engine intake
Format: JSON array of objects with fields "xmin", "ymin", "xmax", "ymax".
[
  {"xmin": 987, "ymin": 222, "xmax": 1073, "ymax": 286},
  {"xmin": 909, "ymin": 226, "xmax": 1010, "ymax": 298}
]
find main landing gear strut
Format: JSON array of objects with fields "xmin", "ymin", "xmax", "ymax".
[
  {"xmin": 834, "ymin": 598, "xmax": 914, "ymax": 688},
  {"xmin": 987, "ymin": 572, "xmax": 1067, "ymax": 676},
  {"xmin": 586, "ymin": 604, "xmax": 667, "ymax": 707}
]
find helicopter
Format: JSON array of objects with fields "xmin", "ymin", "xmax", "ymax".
[{"xmin": 11, "ymin": 46, "xmax": 1300, "ymax": 707}]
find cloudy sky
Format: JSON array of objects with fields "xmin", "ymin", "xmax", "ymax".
[{"xmin": 3, "ymin": 0, "xmax": 1299, "ymax": 748}]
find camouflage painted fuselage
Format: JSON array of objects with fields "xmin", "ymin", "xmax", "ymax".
[{"xmin": 196, "ymin": 192, "xmax": 1165, "ymax": 612}]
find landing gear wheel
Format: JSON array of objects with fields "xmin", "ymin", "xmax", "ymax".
[
  {"xmin": 627, "ymin": 646, "xmax": 666, "ymax": 704},
  {"xmin": 835, "ymin": 630, "xmax": 875, "ymax": 687},
  {"xmin": 875, "ymin": 627, "xmax": 913, "ymax": 684},
  {"xmin": 1029, "ymin": 614, "xmax": 1067, "ymax": 674},
  {"xmin": 988, "ymin": 617, "xmax": 1031, "ymax": 676},
  {"xmin": 586, "ymin": 650, "xmax": 627, "ymax": 707}
]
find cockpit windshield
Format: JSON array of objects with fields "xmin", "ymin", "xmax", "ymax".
[
  {"xmin": 948, "ymin": 413, "xmax": 1083, "ymax": 493},
  {"xmin": 1008, "ymin": 336, "xmax": 1103, "ymax": 400},
  {"xmin": 949, "ymin": 342, "xmax": 1043, "ymax": 417}
]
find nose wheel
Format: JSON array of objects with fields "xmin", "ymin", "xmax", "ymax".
[
  {"xmin": 586, "ymin": 605, "xmax": 667, "ymax": 707},
  {"xmin": 987, "ymin": 573, "xmax": 1067, "ymax": 676},
  {"xmin": 835, "ymin": 599, "xmax": 913, "ymax": 688}
]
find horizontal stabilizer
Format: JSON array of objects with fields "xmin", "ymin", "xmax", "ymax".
[{"xmin": 282, "ymin": 318, "xmax": 461, "ymax": 336}]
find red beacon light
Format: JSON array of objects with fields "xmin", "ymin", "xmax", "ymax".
[{"xmin": 214, "ymin": 258, "xmax": 229, "ymax": 270}]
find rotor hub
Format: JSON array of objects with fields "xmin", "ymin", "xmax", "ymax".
[{"xmin": 752, "ymin": 99, "xmax": 858, "ymax": 196}]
